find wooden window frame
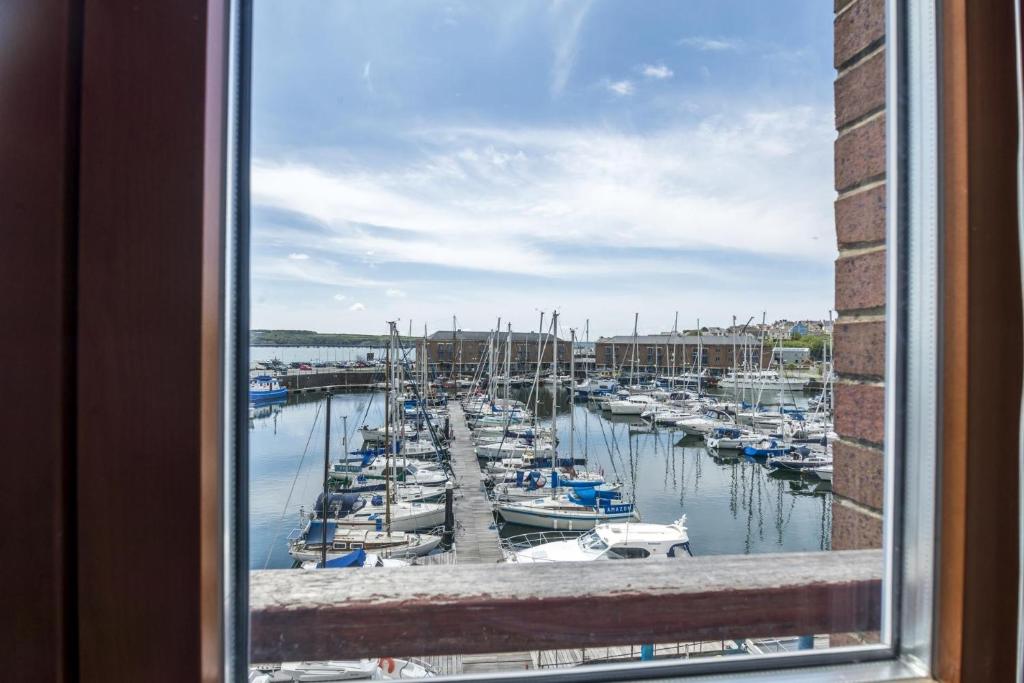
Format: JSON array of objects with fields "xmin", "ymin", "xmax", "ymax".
[{"xmin": 2, "ymin": 0, "xmax": 1020, "ymax": 680}]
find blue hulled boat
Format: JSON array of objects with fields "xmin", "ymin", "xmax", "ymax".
[{"xmin": 249, "ymin": 374, "xmax": 288, "ymax": 402}]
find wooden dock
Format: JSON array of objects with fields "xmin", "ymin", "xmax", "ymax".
[
  {"xmin": 446, "ymin": 402, "xmax": 533, "ymax": 674},
  {"xmin": 447, "ymin": 403, "xmax": 504, "ymax": 564}
]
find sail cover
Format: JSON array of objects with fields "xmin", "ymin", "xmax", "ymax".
[
  {"xmin": 320, "ymin": 548, "xmax": 367, "ymax": 568},
  {"xmin": 305, "ymin": 520, "xmax": 337, "ymax": 545}
]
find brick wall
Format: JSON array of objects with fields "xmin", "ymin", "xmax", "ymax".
[{"xmin": 832, "ymin": 0, "xmax": 885, "ymax": 551}]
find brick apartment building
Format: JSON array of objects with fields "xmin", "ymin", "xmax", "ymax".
[
  {"xmin": 594, "ymin": 334, "xmax": 768, "ymax": 374},
  {"xmin": 421, "ymin": 330, "xmax": 572, "ymax": 376}
]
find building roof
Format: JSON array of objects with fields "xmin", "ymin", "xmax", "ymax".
[
  {"xmin": 427, "ymin": 330, "xmax": 565, "ymax": 343},
  {"xmin": 595, "ymin": 334, "xmax": 758, "ymax": 346}
]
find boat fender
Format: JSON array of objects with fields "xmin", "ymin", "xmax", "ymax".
[{"xmin": 378, "ymin": 657, "xmax": 396, "ymax": 674}]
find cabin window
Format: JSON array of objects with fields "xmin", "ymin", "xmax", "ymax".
[
  {"xmin": 608, "ymin": 547, "xmax": 651, "ymax": 560},
  {"xmin": 240, "ymin": 0, "xmax": 943, "ymax": 680}
]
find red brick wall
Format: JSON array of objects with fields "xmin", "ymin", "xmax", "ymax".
[{"xmin": 832, "ymin": 0, "xmax": 886, "ymax": 550}]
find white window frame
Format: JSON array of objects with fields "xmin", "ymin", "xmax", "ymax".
[{"xmin": 222, "ymin": 0, "xmax": 943, "ymax": 679}]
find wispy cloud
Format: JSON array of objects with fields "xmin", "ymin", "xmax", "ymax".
[
  {"xmin": 605, "ymin": 79, "xmax": 635, "ymax": 96},
  {"xmin": 333, "ymin": 293, "xmax": 347, "ymax": 301},
  {"xmin": 385, "ymin": 288, "xmax": 407, "ymax": 298},
  {"xmin": 288, "ymin": 252, "xmax": 310, "ymax": 260},
  {"xmin": 252, "ymin": 105, "xmax": 835, "ymax": 290},
  {"xmin": 361, "ymin": 61, "xmax": 374, "ymax": 94},
  {"xmin": 348, "ymin": 302, "xmax": 366, "ymax": 312},
  {"xmin": 549, "ymin": 1, "xmax": 594, "ymax": 96},
  {"xmin": 677, "ymin": 36, "xmax": 742, "ymax": 52},
  {"xmin": 640, "ymin": 63, "xmax": 673, "ymax": 80}
]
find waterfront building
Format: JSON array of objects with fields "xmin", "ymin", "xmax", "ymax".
[
  {"xmin": 421, "ymin": 330, "xmax": 572, "ymax": 377},
  {"xmin": 594, "ymin": 334, "xmax": 769, "ymax": 374}
]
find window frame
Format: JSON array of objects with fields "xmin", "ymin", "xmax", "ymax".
[{"xmin": 226, "ymin": 0, "xmax": 941, "ymax": 679}]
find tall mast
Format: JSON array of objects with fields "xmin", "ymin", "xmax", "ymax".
[
  {"xmin": 451, "ymin": 315, "xmax": 457, "ymax": 392},
  {"xmin": 569, "ymin": 328, "xmax": 576, "ymax": 466},
  {"xmin": 731, "ymin": 315, "xmax": 738, "ymax": 402},
  {"xmin": 551, "ymin": 311, "xmax": 559, "ymax": 457},
  {"xmin": 321, "ymin": 392, "xmax": 332, "ymax": 566},
  {"xmin": 630, "ymin": 312, "xmax": 639, "ymax": 387},
  {"xmin": 533, "ymin": 311, "xmax": 545, "ymax": 423},
  {"xmin": 505, "ymin": 323, "xmax": 512, "ymax": 402},
  {"xmin": 384, "ymin": 324, "xmax": 393, "ymax": 533},
  {"xmin": 697, "ymin": 318, "xmax": 702, "ymax": 395}
]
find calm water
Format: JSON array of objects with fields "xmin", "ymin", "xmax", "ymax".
[{"xmin": 249, "ymin": 390, "xmax": 831, "ymax": 569}]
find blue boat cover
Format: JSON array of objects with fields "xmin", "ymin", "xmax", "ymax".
[
  {"xmin": 313, "ymin": 493, "xmax": 366, "ymax": 518},
  {"xmin": 320, "ymin": 548, "xmax": 367, "ymax": 568},
  {"xmin": 569, "ymin": 487, "xmax": 597, "ymax": 506},
  {"xmin": 306, "ymin": 520, "xmax": 337, "ymax": 545}
]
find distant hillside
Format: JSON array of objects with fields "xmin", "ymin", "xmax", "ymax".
[{"xmin": 250, "ymin": 329, "xmax": 414, "ymax": 347}]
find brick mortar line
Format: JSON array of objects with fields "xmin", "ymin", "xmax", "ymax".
[
  {"xmin": 835, "ymin": 313, "xmax": 886, "ymax": 323},
  {"xmin": 836, "ymin": 177, "xmax": 885, "ymax": 201},
  {"xmin": 833, "ymin": 0, "xmax": 868, "ymax": 20},
  {"xmin": 835, "ymin": 42, "xmax": 885, "ymax": 78},
  {"xmin": 836, "ymin": 376, "xmax": 885, "ymax": 388},
  {"xmin": 836, "ymin": 371, "xmax": 885, "ymax": 383},
  {"xmin": 838, "ymin": 238, "xmax": 886, "ymax": 252},
  {"xmin": 836, "ymin": 108, "xmax": 885, "ymax": 135},
  {"xmin": 833, "ymin": 492, "xmax": 884, "ymax": 517},
  {"xmin": 837, "ymin": 105, "xmax": 886, "ymax": 136},
  {"xmin": 836, "ymin": 305, "xmax": 886, "ymax": 318},
  {"xmin": 836, "ymin": 37, "xmax": 886, "ymax": 73},
  {"xmin": 837, "ymin": 172, "xmax": 886, "ymax": 196},
  {"xmin": 836, "ymin": 436, "xmax": 885, "ymax": 454},
  {"xmin": 838, "ymin": 243, "xmax": 886, "ymax": 258}
]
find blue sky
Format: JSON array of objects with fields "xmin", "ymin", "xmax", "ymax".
[{"xmin": 251, "ymin": 1, "xmax": 836, "ymax": 338}]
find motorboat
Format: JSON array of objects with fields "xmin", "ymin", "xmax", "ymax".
[
  {"xmin": 501, "ymin": 518, "xmax": 691, "ymax": 563},
  {"xmin": 249, "ymin": 657, "xmax": 436, "ymax": 681},
  {"xmin": 608, "ymin": 394, "xmax": 658, "ymax": 415},
  {"xmin": 249, "ymin": 375, "xmax": 288, "ymax": 402},
  {"xmin": 705, "ymin": 426, "xmax": 759, "ymax": 450}
]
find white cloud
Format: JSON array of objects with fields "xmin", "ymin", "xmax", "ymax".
[
  {"xmin": 288, "ymin": 252, "xmax": 310, "ymax": 260},
  {"xmin": 251, "ymin": 104, "xmax": 836, "ymax": 285},
  {"xmin": 349, "ymin": 302, "xmax": 366, "ymax": 311},
  {"xmin": 677, "ymin": 36, "xmax": 741, "ymax": 52},
  {"xmin": 606, "ymin": 80, "xmax": 635, "ymax": 96},
  {"xmin": 549, "ymin": 1, "xmax": 594, "ymax": 96},
  {"xmin": 385, "ymin": 288, "xmax": 407, "ymax": 298},
  {"xmin": 640, "ymin": 63, "xmax": 673, "ymax": 80},
  {"xmin": 333, "ymin": 293, "xmax": 347, "ymax": 301},
  {"xmin": 361, "ymin": 61, "xmax": 374, "ymax": 95}
]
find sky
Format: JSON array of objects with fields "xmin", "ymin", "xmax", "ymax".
[{"xmin": 250, "ymin": 0, "xmax": 837, "ymax": 339}]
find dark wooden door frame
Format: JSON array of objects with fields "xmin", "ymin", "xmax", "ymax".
[{"xmin": 3, "ymin": 1, "xmax": 1022, "ymax": 681}]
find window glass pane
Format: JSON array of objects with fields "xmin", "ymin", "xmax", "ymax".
[{"xmin": 246, "ymin": 0, "xmax": 889, "ymax": 678}]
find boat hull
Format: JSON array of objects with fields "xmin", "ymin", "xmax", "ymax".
[{"xmin": 496, "ymin": 505, "xmax": 640, "ymax": 530}]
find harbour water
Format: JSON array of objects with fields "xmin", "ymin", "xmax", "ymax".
[{"xmin": 250, "ymin": 388, "xmax": 831, "ymax": 570}]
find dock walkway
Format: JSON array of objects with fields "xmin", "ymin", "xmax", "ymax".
[{"xmin": 447, "ymin": 403, "xmax": 504, "ymax": 564}]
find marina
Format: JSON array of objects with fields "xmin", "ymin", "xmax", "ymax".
[{"xmin": 249, "ymin": 316, "xmax": 837, "ymax": 677}]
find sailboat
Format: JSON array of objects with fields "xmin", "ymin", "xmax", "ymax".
[
  {"xmin": 312, "ymin": 492, "xmax": 445, "ymax": 533},
  {"xmin": 494, "ymin": 486, "xmax": 640, "ymax": 530}
]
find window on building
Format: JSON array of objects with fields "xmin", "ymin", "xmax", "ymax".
[{"xmin": 243, "ymin": 1, "xmax": 931, "ymax": 680}]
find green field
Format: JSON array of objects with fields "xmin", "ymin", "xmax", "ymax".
[{"xmin": 250, "ymin": 329, "xmax": 414, "ymax": 347}]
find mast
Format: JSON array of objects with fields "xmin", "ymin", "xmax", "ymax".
[
  {"xmin": 569, "ymin": 328, "xmax": 576, "ymax": 466},
  {"xmin": 321, "ymin": 392, "xmax": 332, "ymax": 567},
  {"xmin": 731, "ymin": 315, "xmax": 738, "ymax": 402},
  {"xmin": 630, "ymin": 312, "xmax": 639, "ymax": 387},
  {"xmin": 533, "ymin": 311, "xmax": 545, "ymax": 423},
  {"xmin": 451, "ymin": 315, "xmax": 457, "ymax": 392},
  {"xmin": 696, "ymin": 318, "xmax": 702, "ymax": 395},
  {"xmin": 384, "ymin": 324, "xmax": 393, "ymax": 533},
  {"xmin": 551, "ymin": 311, "xmax": 559, "ymax": 461},
  {"xmin": 505, "ymin": 323, "xmax": 512, "ymax": 402}
]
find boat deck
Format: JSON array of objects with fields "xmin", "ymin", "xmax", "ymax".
[{"xmin": 447, "ymin": 403, "xmax": 504, "ymax": 564}]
